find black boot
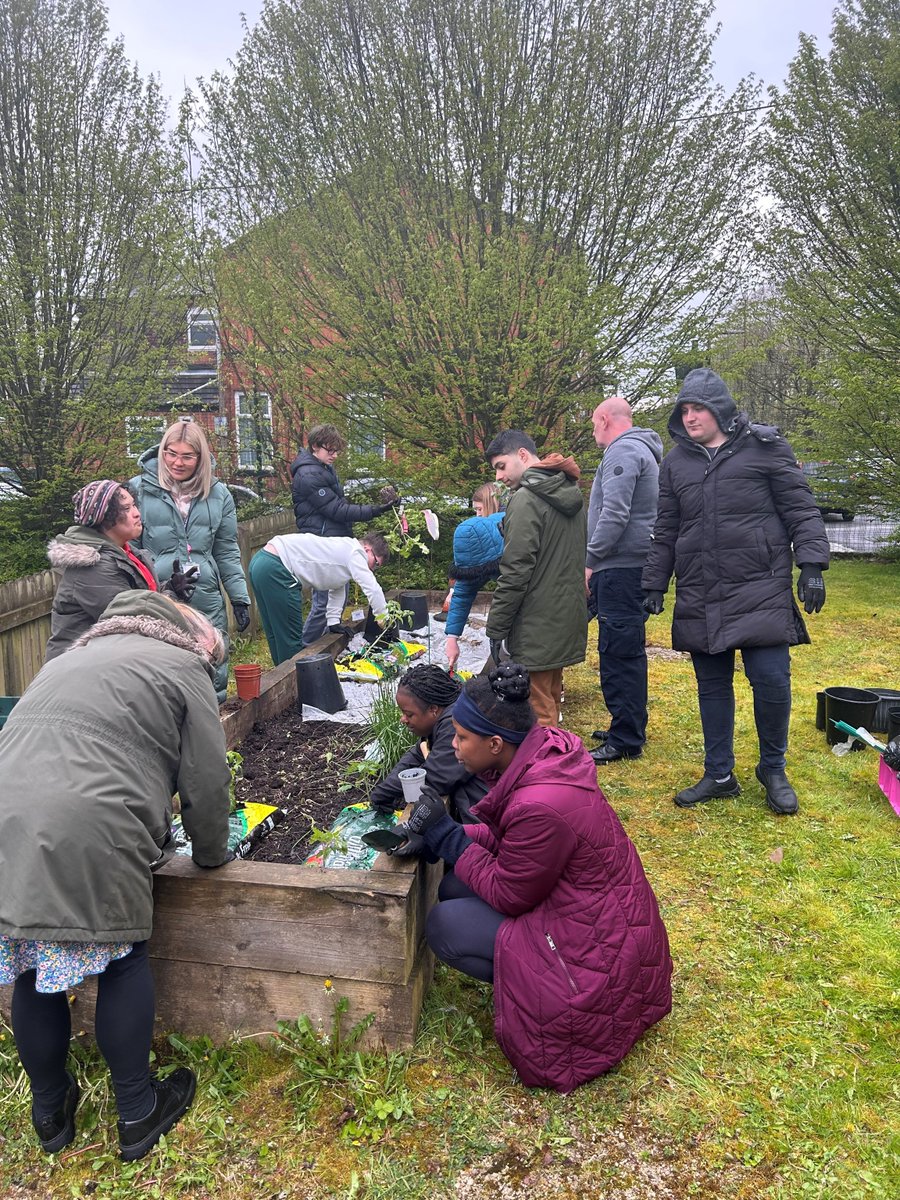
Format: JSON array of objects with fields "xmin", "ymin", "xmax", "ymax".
[
  {"xmin": 674, "ymin": 773, "xmax": 741, "ymax": 808},
  {"xmin": 32, "ymin": 1071, "xmax": 79, "ymax": 1154},
  {"xmin": 118, "ymin": 1067, "xmax": 196, "ymax": 1162},
  {"xmin": 755, "ymin": 765, "xmax": 799, "ymax": 816}
]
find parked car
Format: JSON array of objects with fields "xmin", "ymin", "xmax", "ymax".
[
  {"xmin": 800, "ymin": 461, "xmax": 856, "ymax": 521},
  {"xmin": 0, "ymin": 467, "xmax": 24, "ymax": 501}
]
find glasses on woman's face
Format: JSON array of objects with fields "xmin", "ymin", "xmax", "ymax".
[{"xmin": 164, "ymin": 449, "xmax": 199, "ymax": 463}]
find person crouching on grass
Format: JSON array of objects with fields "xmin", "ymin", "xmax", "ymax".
[
  {"xmin": 248, "ymin": 530, "xmax": 391, "ymax": 666},
  {"xmin": 388, "ymin": 662, "xmax": 672, "ymax": 1093}
]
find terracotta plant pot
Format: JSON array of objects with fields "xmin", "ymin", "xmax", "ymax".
[{"xmin": 233, "ymin": 663, "xmax": 262, "ymax": 702}]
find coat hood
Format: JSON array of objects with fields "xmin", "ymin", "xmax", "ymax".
[
  {"xmin": 669, "ymin": 368, "xmax": 742, "ymax": 440},
  {"xmin": 611, "ymin": 427, "xmax": 664, "ymax": 462},
  {"xmin": 47, "ymin": 525, "xmax": 118, "ymax": 569},
  {"xmin": 451, "ymin": 512, "xmax": 504, "ymax": 581},
  {"xmin": 519, "ymin": 459, "xmax": 584, "ymax": 517},
  {"xmin": 289, "ymin": 447, "xmax": 321, "ymax": 479},
  {"xmin": 71, "ymin": 591, "xmax": 215, "ymax": 675}
]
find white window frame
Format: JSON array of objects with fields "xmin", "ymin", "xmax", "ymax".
[
  {"xmin": 235, "ymin": 390, "xmax": 274, "ymax": 471},
  {"xmin": 187, "ymin": 307, "xmax": 218, "ymax": 352},
  {"xmin": 125, "ymin": 415, "xmax": 166, "ymax": 459},
  {"xmin": 346, "ymin": 392, "xmax": 386, "ymax": 459}
]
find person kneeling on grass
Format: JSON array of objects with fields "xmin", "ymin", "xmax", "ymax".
[
  {"xmin": 369, "ymin": 664, "xmax": 486, "ymax": 833},
  {"xmin": 248, "ymin": 530, "xmax": 391, "ymax": 666},
  {"xmin": 389, "ymin": 662, "xmax": 672, "ymax": 1093}
]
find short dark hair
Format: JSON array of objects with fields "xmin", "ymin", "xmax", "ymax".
[
  {"xmin": 97, "ymin": 486, "xmax": 132, "ymax": 533},
  {"xmin": 307, "ymin": 423, "xmax": 345, "ymax": 453},
  {"xmin": 463, "ymin": 663, "xmax": 536, "ymax": 733},
  {"xmin": 484, "ymin": 430, "xmax": 537, "ymax": 463},
  {"xmin": 361, "ymin": 531, "xmax": 390, "ymax": 564}
]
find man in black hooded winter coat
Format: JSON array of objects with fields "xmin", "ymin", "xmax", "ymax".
[{"xmin": 641, "ymin": 369, "xmax": 830, "ymax": 816}]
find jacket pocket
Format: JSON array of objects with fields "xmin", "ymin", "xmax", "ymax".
[{"xmin": 545, "ymin": 932, "xmax": 579, "ymax": 995}]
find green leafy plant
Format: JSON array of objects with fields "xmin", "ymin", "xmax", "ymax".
[
  {"xmin": 341, "ymin": 679, "xmax": 415, "ymax": 797},
  {"xmin": 308, "ymin": 823, "xmax": 349, "ymax": 857},
  {"xmin": 273, "ymin": 992, "xmax": 375, "ymax": 1116},
  {"xmin": 226, "ymin": 749, "xmax": 243, "ymax": 813},
  {"xmin": 384, "ymin": 507, "xmax": 430, "ymax": 559}
]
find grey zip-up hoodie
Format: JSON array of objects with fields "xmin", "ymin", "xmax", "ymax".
[{"xmin": 586, "ymin": 427, "xmax": 664, "ymax": 571}]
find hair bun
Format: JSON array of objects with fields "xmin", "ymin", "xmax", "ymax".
[{"xmin": 488, "ymin": 662, "xmax": 531, "ymax": 702}]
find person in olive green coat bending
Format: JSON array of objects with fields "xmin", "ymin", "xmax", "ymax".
[
  {"xmin": 131, "ymin": 417, "xmax": 251, "ymax": 701},
  {"xmin": 484, "ymin": 430, "xmax": 588, "ymax": 726},
  {"xmin": 0, "ymin": 592, "xmax": 232, "ymax": 1161}
]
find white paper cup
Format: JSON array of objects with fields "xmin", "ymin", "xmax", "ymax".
[{"xmin": 398, "ymin": 767, "xmax": 426, "ymax": 806}]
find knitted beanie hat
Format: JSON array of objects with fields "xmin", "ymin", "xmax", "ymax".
[{"xmin": 72, "ymin": 480, "xmax": 121, "ymax": 527}]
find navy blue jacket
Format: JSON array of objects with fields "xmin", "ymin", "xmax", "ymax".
[{"xmin": 290, "ymin": 449, "xmax": 389, "ymax": 536}]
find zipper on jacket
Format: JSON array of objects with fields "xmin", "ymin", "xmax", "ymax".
[{"xmin": 545, "ymin": 932, "xmax": 579, "ymax": 995}]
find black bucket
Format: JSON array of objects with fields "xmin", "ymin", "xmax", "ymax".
[
  {"xmin": 815, "ymin": 691, "xmax": 826, "ymax": 731},
  {"xmin": 861, "ymin": 687, "xmax": 900, "ymax": 734},
  {"xmin": 296, "ymin": 654, "xmax": 347, "ymax": 715},
  {"xmin": 824, "ymin": 686, "xmax": 879, "ymax": 745},
  {"xmin": 887, "ymin": 705, "xmax": 900, "ymax": 744},
  {"xmin": 364, "ymin": 608, "xmax": 398, "ymax": 646},
  {"xmin": 399, "ymin": 591, "xmax": 429, "ymax": 630}
]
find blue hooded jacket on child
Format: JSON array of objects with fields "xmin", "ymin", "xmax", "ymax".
[{"xmin": 445, "ymin": 512, "xmax": 504, "ymax": 638}]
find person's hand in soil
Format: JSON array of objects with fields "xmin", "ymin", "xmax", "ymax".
[{"xmin": 445, "ymin": 635, "xmax": 460, "ymax": 673}]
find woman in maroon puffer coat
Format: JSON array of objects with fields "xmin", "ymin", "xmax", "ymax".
[{"xmin": 393, "ymin": 663, "xmax": 672, "ymax": 1093}]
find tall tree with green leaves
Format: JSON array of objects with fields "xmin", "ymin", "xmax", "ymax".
[
  {"xmin": 196, "ymin": 0, "xmax": 758, "ymax": 487},
  {"xmin": 0, "ymin": 0, "xmax": 191, "ymax": 526},
  {"xmin": 765, "ymin": 0, "xmax": 900, "ymax": 511}
]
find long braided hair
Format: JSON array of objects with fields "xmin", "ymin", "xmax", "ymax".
[{"xmin": 397, "ymin": 664, "xmax": 462, "ymax": 710}]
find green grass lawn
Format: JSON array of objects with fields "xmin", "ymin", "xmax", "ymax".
[{"xmin": 2, "ymin": 558, "xmax": 897, "ymax": 1199}]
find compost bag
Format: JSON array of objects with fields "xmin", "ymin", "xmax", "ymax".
[
  {"xmin": 303, "ymin": 802, "xmax": 399, "ymax": 869},
  {"xmin": 171, "ymin": 801, "xmax": 284, "ymax": 860}
]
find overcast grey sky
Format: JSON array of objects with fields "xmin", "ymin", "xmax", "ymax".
[{"xmin": 104, "ymin": 0, "xmax": 836, "ymax": 117}]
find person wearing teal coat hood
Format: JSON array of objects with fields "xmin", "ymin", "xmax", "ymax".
[{"xmin": 131, "ymin": 418, "xmax": 251, "ymax": 700}]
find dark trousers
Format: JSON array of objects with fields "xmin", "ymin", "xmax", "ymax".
[
  {"xmin": 691, "ymin": 644, "xmax": 792, "ymax": 778},
  {"xmin": 590, "ymin": 567, "xmax": 649, "ymax": 753},
  {"xmin": 425, "ymin": 873, "xmax": 505, "ymax": 983},
  {"xmin": 12, "ymin": 941, "xmax": 155, "ymax": 1122},
  {"xmin": 248, "ymin": 549, "xmax": 304, "ymax": 665}
]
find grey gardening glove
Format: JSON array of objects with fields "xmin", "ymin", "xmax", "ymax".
[
  {"xmin": 165, "ymin": 558, "xmax": 200, "ymax": 602},
  {"xmin": 233, "ymin": 602, "xmax": 251, "ymax": 632},
  {"xmin": 797, "ymin": 564, "xmax": 826, "ymax": 614},
  {"xmin": 642, "ymin": 590, "xmax": 665, "ymax": 615}
]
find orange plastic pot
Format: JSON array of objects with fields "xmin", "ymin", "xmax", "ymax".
[{"xmin": 234, "ymin": 663, "xmax": 262, "ymax": 702}]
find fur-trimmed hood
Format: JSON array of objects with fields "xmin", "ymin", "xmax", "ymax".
[
  {"xmin": 71, "ymin": 591, "xmax": 214, "ymax": 676},
  {"xmin": 48, "ymin": 525, "xmax": 120, "ymax": 571}
]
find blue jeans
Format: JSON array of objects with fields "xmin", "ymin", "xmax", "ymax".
[
  {"xmin": 590, "ymin": 567, "xmax": 649, "ymax": 753},
  {"xmin": 691, "ymin": 644, "xmax": 792, "ymax": 777}
]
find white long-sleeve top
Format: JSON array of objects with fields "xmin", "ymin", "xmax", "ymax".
[{"xmin": 265, "ymin": 534, "xmax": 388, "ymax": 627}]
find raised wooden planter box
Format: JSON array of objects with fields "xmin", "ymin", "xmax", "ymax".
[{"xmin": 1, "ymin": 631, "xmax": 441, "ymax": 1050}]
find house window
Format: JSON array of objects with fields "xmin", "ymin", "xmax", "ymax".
[
  {"xmin": 235, "ymin": 391, "xmax": 273, "ymax": 470},
  {"xmin": 346, "ymin": 393, "xmax": 386, "ymax": 459},
  {"xmin": 187, "ymin": 308, "xmax": 217, "ymax": 352},
  {"xmin": 125, "ymin": 416, "xmax": 166, "ymax": 459}
]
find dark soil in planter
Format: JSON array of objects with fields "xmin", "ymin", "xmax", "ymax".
[{"xmin": 233, "ymin": 709, "xmax": 370, "ymax": 864}]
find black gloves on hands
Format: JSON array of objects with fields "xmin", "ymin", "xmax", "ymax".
[
  {"xmin": 882, "ymin": 738, "xmax": 900, "ymax": 772},
  {"xmin": 328, "ymin": 623, "xmax": 356, "ymax": 638},
  {"xmin": 379, "ymin": 485, "xmax": 401, "ymax": 507},
  {"xmin": 195, "ymin": 850, "xmax": 236, "ymax": 868},
  {"xmin": 166, "ymin": 558, "xmax": 200, "ymax": 602},
  {"xmin": 797, "ymin": 564, "xmax": 826, "ymax": 614},
  {"xmin": 405, "ymin": 784, "xmax": 447, "ymax": 836},
  {"xmin": 642, "ymin": 590, "xmax": 665, "ymax": 615},
  {"xmin": 388, "ymin": 829, "xmax": 427, "ymax": 857},
  {"xmin": 489, "ymin": 637, "xmax": 504, "ymax": 667},
  {"xmin": 233, "ymin": 602, "xmax": 251, "ymax": 632}
]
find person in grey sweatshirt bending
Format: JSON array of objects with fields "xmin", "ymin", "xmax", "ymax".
[{"xmin": 584, "ymin": 397, "xmax": 663, "ymax": 764}]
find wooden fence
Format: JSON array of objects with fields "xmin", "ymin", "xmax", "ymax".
[{"xmin": 0, "ymin": 510, "xmax": 295, "ymax": 697}]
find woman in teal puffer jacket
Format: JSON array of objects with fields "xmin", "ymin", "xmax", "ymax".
[{"xmin": 131, "ymin": 418, "xmax": 251, "ymax": 700}]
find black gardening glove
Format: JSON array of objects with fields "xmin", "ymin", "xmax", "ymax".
[
  {"xmin": 405, "ymin": 783, "xmax": 447, "ymax": 836},
  {"xmin": 166, "ymin": 558, "xmax": 200, "ymax": 602},
  {"xmin": 379, "ymin": 485, "xmax": 401, "ymax": 508},
  {"xmin": 328, "ymin": 623, "xmax": 356, "ymax": 638},
  {"xmin": 797, "ymin": 564, "xmax": 826, "ymax": 614},
  {"xmin": 388, "ymin": 829, "xmax": 427, "ymax": 858},
  {"xmin": 489, "ymin": 638, "xmax": 504, "ymax": 667},
  {"xmin": 642, "ymin": 590, "xmax": 665, "ymax": 615},
  {"xmin": 882, "ymin": 738, "xmax": 900, "ymax": 772},
  {"xmin": 233, "ymin": 602, "xmax": 251, "ymax": 632},
  {"xmin": 195, "ymin": 850, "xmax": 236, "ymax": 868}
]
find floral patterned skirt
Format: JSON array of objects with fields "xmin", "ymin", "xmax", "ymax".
[{"xmin": 0, "ymin": 937, "xmax": 133, "ymax": 993}]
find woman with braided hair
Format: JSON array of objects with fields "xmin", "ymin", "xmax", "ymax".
[
  {"xmin": 391, "ymin": 662, "xmax": 672, "ymax": 1093},
  {"xmin": 368, "ymin": 664, "xmax": 487, "ymax": 832}
]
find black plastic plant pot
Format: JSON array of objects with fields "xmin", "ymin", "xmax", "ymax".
[
  {"xmin": 296, "ymin": 654, "xmax": 347, "ymax": 716},
  {"xmin": 887, "ymin": 706, "xmax": 900, "ymax": 745},
  {"xmin": 824, "ymin": 686, "xmax": 879, "ymax": 746},
  {"xmin": 399, "ymin": 591, "xmax": 430, "ymax": 630},
  {"xmin": 815, "ymin": 691, "xmax": 826, "ymax": 731},
  {"xmin": 364, "ymin": 608, "xmax": 399, "ymax": 646},
  {"xmin": 861, "ymin": 688, "xmax": 900, "ymax": 735}
]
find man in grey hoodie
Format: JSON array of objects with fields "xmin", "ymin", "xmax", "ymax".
[{"xmin": 585, "ymin": 397, "xmax": 663, "ymax": 763}]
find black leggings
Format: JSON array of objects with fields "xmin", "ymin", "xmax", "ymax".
[
  {"xmin": 425, "ymin": 873, "xmax": 506, "ymax": 983},
  {"xmin": 12, "ymin": 941, "xmax": 155, "ymax": 1122}
]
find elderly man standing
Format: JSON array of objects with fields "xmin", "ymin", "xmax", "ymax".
[
  {"xmin": 585, "ymin": 398, "xmax": 663, "ymax": 764},
  {"xmin": 484, "ymin": 430, "xmax": 587, "ymax": 726},
  {"xmin": 642, "ymin": 369, "xmax": 829, "ymax": 815}
]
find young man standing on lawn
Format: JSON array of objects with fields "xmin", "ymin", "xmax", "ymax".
[
  {"xmin": 585, "ymin": 396, "xmax": 663, "ymax": 764},
  {"xmin": 641, "ymin": 368, "xmax": 830, "ymax": 815},
  {"xmin": 484, "ymin": 430, "xmax": 587, "ymax": 726},
  {"xmin": 248, "ymin": 531, "xmax": 391, "ymax": 667},
  {"xmin": 289, "ymin": 424, "xmax": 400, "ymax": 644}
]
